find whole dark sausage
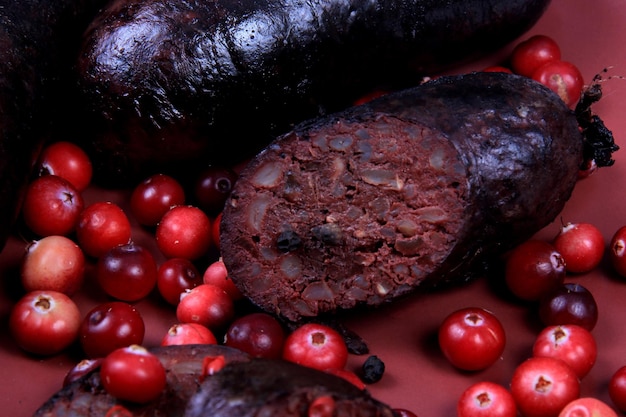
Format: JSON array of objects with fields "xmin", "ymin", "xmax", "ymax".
[{"xmin": 76, "ymin": 0, "xmax": 552, "ymax": 184}]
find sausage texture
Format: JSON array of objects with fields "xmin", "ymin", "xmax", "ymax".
[
  {"xmin": 219, "ymin": 72, "xmax": 608, "ymax": 322},
  {"xmin": 76, "ymin": 0, "xmax": 552, "ymax": 183},
  {"xmin": 0, "ymin": 0, "xmax": 105, "ymax": 251}
]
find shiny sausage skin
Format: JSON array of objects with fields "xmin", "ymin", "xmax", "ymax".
[
  {"xmin": 219, "ymin": 72, "xmax": 606, "ymax": 322},
  {"xmin": 76, "ymin": 0, "xmax": 552, "ymax": 184}
]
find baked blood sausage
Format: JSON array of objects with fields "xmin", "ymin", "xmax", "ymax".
[
  {"xmin": 32, "ymin": 344, "xmax": 250, "ymax": 417},
  {"xmin": 76, "ymin": 0, "xmax": 551, "ymax": 184},
  {"xmin": 219, "ymin": 72, "xmax": 617, "ymax": 322},
  {"xmin": 184, "ymin": 358, "xmax": 396, "ymax": 417}
]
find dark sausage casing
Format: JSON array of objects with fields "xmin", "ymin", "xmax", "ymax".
[
  {"xmin": 220, "ymin": 73, "xmax": 584, "ymax": 321},
  {"xmin": 77, "ymin": 0, "xmax": 552, "ymax": 183}
]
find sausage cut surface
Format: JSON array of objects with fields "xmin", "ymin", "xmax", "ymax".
[
  {"xmin": 221, "ymin": 73, "xmax": 586, "ymax": 321},
  {"xmin": 223, "ymin": 115, "xmax": 470, "ymax": 320}
]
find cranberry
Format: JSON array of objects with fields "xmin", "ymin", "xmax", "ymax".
[
  {"xmin": 100, "ymin": 345, "xmax": 166, "ymax": 404},
  {"xmin": 559, "ymin": 398, "xmax": 618, "ymax": 417},
  {"xmin": 438, "ymin": 307, "xmax": 506, "ymax": 371},
  {"xmin": 36, "ymin": 141, "xmax": 93, "ymax": 191},
  {"xmin": 130, "ymin": 174, "xmax": 185, "ymax": 227},
  {"xmin": 156, "ymin": 205, "xmax": 212, "ymax": 260},
  {"xmin": 308, "ymin": 395, "xmax": 335, "ymax": 417},
  {"xmin": 510, "ymin": 357, "xmax": 580, "ymax": 417},
  {"xmin": 538, "ymin": 283, "xmax": 598, "ymax": 331},
  {"xmin": 161, "ymin": 323, "xmax": 217, "ymax": 346},
  {"xmin": 20, "ymin": 235, "xmax": 85, "ymax": 296},
  {"xmin": 283, "ymin": 323, "xmax": 348, "ymax": 371},
  {"xmin": 79, "ymin": 301, "xmax": 145, "ymax": 358},
  {"xmin": 532, "ymin": 60, "xmax": 584, "ymax": 108},
  {"xmin": 532, "ymin": 325, "xmax": 597, "ymax": 379},
  {"xmin": 609, "ymin": 225, "xmax": 626, "ymax": 278},
  {"xmin": 552, "ymin": 222, "xmax": 605, "ymax": 274},
  {"xmin": 96, "ymin": 243, "xmax": 158, "ymax": 302},
  {"xmin": 457, "ymin": 381, "xmax": 517, "ymax": 417},
  {"xmin": 76, "ymin": 201, "xmax": 132, "ymax": 258},
  {"xmin": 193, "ymin": 167, "xmax": 238, "ymax": 215},
  {"xmin": 63, "ymin": 358, "xmax": 103, "ymax": 386},
  {"xmin": 21, "ymin": 175, "xmax": 84, "ymax": 236},
  {"xmin": 224, "ymin": 313, "xmax": 285, "ymax": 359},
  {"xmin": 202, "ymin": 258, "xmax": 243, "ymax": 300},
  {"xmin": 157, "ymin": 258, "xmax": 202, "ymax": 305},
  {"xmin": 9, "ymin": 290, "xmax": 81, "ymax": 356},
  {"xmin": 505, "ymin": 240, "xmax": 566, "ymax": 301},
  {"xmin": 176, "ymin": 284, "xmax": 235, "ymax": 330},
  {"xmin": 609, "ymin": 366, "xmax": 626, "ymax": 412},
  {"xmin": 510, "ymin": 35, "xmax": 561, "ymax": 78}
]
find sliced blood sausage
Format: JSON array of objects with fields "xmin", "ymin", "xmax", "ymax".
[{"xmin": 220, "ymin": 72, "xmax": 588, "ymax": 321}]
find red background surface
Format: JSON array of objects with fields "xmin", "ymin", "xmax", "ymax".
[{"xmin": 1, "ymin": 0, "xmax": 626, "ymax": 415}]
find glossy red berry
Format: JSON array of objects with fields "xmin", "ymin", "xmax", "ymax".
[
  {"xmin": 36, "ymin": 141, "xmax": 93, "ymax": 191},
  {"xmin": 505, "ymin": 240, "xmax": 566, "ymax": 301},
  {"xmin": 552, "ymin": 222, "xmax": 605, "ymax": 274},
  {"xmin": 130, "ymin": 174, "xmax": 185, "ymax": 226},
  {"xmin": 76, "ymin": 201, "xmax": 132, "ymax": 258},
  {"xmin": 224, "ymin": 313, "xmax": 285, "ymax": 359},
  {"xmin": 438, "ymin": 307, "xmax": 506, "ymax": 371},
  {"xmin": 96, "ymin": 243, "xmax": 158, "ymax": 302},
  {"xmin": 21, "ymin": 175, "xmax": 84, "ymax": 236},
  {"xmin": 156, "ymin": 205, "xmax": 212, "ymax": 260}
]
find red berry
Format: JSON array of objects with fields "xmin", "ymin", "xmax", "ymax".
[
  {"xmin": 609, "ymin": 226, "xmax": 626, "ymax": 278},
  {"xmin": 202, "ymin": 258, "xmax": 243, "ymax": 300},
  {"xmin": 552, "ymin": 222, "xmax": 605, "ymax": 274},
  {"xmin": 100, "ymin": 345, "xmax": 166, "ymax": 404},
  {"xmin": 510, "ymin": 35, "xmax": 561, "ymax": 78},
  {"xmin": 609, "ymin": 366, "xmax": 626, "ymax": 412},
  {"xmin": 157, "ymin": 258, "xmax": 202, "ymax": 305},
  {"xmin": 156, "ymin": 205, "xmax": 212, "ymax": 260},
  {"xmin": 282, "ymin": 323, "xmax": 348, "ymax": 371},
  {"xmin": 96, "ymin": 243, "xmax": 158, "ymax": 302},
  {"xmin": 36, "ymin": 141, "xmax": 93, "ymax": 191},
  {"xmin": 193, "ymin": 167, "xmax": 238, "ymax": 215},
  {"xmin": 510, "ymin": 357, "xmax": 580, "ymax": 417},
  {"xmin": 20, "ymin": 235, "xmax": 85, "ymax": 296},
  {"xmin": 79, "ymin": 301, "xmax": 145, "ymax": 359},
  {"xmin": 532, "ymin": 60, "xmax": 584, "ymax": 108},
  {"xmin": 438, "ymin": 307, "xmax": 506, "ymax": 371},
  {"xmin": 161, "ymin": 323, "xmax": 217, "ymax": 346},
  {"xmin": 538, "ymin": 283, "xmax": 598, "ymax": 331},
  {"xmin": 9, "ymin": 290, "xmax": 81, "ymax": 356},
  {"xmin": 532, "ymin": 325, "xmax": 597, "ymax": 379},
  {"xmin": 558, "ymin": 398, "xmax": 618, "ymax": 417},
  {"xmin": 505, "ymin": 240, "xmax": 566, "ymax": 301},
  {"xmin": 176, "ymin": 284, "xmax": 235, "ymax": 330},
  {"xmin": 457, "ymin": 381, "xmax": 517, "ymax": 417},
  {"xmin": 224, "ymin": 313, "xmax": 285, "ymax": 359},
  {"xmin": 76, "ymin": 201, "xmax": 132, "ymax": 258},
  {"xmin": 130, "ymin": 174, "xmax": 185, "ymax": 226},
  {"xmin": 21, "ymin": 175, "xmax": 84, "ymax": 236}
]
